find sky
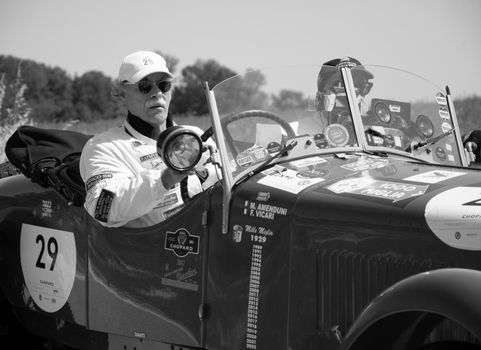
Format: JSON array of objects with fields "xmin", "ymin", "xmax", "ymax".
[{"xmin": 1, "ymin": 0, "xmax": 481, "ymax": 97}]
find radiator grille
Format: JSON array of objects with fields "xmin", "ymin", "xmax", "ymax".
[{"xmin": 316, "ymin": 248, "xmax": 445, "ymax": 332}]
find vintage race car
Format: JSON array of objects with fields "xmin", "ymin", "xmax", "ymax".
[{"xmin": 1, "ymin": 63, "xmax": 481, "ymax": 350}]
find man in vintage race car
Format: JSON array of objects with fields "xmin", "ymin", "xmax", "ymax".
[
  {"xmin": 297, "ymin": 56, "xmax": 374, "ymax": 144},
  {"xmin": 296, "ymin": 56, "xmax": 481, "ymax": 163},
  {"xmin": 80, "ymin": 50, "xmax": 217, "ymax": 228}
]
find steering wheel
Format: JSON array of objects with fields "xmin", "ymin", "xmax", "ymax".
[{"xmin": 202, "ymin": 110, "xmax": 297, "ymax": 159}]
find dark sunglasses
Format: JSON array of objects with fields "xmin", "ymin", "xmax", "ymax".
[
  {"xmin": 328, "ymin": 79, "xmax": 373, "ymax": 96},
  {"xmin": 123, "ymin": 79, "xmax": 172, "ymax": 95},
  {"xmin": 356, "ymin": 80, "xmax": 373, "ymax": 96}
]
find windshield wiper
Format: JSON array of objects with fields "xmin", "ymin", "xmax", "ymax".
[
  {"xmin": 406, "ymin": 128, "xmax": 455, "ymax": 152},
  {"xmin": 237, "ymin": 139, "xmax": 298, "ymax": 183}
]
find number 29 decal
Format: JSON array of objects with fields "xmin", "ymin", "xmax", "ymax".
[
  {"xmin": 35, "ymin": 234, "xmax": 58, "ymax": 271},
  {"xmin": 20, "ymin": 223, "xmax": 76, "ymax": 313}
]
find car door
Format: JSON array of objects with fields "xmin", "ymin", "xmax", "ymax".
[{"xmin": 87, "ymin": 188, "xmax": 213, "ymax": 348}]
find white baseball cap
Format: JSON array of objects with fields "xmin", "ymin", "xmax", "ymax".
[{"xmin": 118, "ymin": 50, "xmax": 174, "ymax": 83}]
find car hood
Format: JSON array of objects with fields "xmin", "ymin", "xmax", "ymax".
[{"xmin": 234, "ymin": 153, "xmax": 481, "ymax": 251}]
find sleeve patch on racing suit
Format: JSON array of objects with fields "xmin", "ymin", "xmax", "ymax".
[
  {"xmin": 95, "ymin": 189, "xmax": 114, "ymax": 222},
  {"xmin": 86, "ymin": 173, "xmax": 113, "ymax": 191}
]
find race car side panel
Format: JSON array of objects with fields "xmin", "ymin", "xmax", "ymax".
[
  {"xmin": 205, "ymin": 181, "xmax": 297, "ymax": 350},
  {"xmin": 87, "ymin": 190, "xmax": 210, "ymax": 347},
  {"xmin": 0, "ymin": 176, "xmax": 88, "ymax": 337}
]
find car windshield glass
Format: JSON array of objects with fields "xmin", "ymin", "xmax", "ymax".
[
  {"xmin": 210, "ymin": 64, "xmax": 463, "ymax": 183},
  {"xmin": 357, "ymin": 65, "xmax": 461, "ymax": 164}
]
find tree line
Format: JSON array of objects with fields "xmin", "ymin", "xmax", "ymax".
[
  {"xmin": 0, "ymin": 52, "xmax": 480, "ymax": 132},
  {"xmin": 0, "ymin": 52, "xmax": 242, "ymax": 123}
]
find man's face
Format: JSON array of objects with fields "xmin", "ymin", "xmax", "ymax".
[{"xmin": 122, "ymin": 72, "xmax": 173, "ymax": 128}]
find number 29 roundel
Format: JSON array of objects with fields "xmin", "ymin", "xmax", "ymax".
[{"xmin": 20, "ymin": 223, "xmax": 76, "ymax": 313}]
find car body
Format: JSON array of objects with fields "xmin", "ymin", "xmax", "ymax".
[{"xmin": 1, "ymin": 63, "xmax": 481, "ymax": 349}]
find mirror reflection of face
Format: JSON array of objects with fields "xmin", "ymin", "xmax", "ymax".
[{"xmin": 167, "ymin": 134, "xmax": 201, "ymax": 169}]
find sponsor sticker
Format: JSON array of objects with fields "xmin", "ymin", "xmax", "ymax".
[
  {"xmin": 20, "ymin": 224, "xmax": 76, "ymax": 313},
  {"xmin": 237, "ymin": 154, "xmax": 255, "ymax": 168},
  {"xmin": 161, "ymin": 263, "xmax": 199, "ymax": 291},
  {"xmin": 296, "ymin": 168, "xmax": 329, "ymax": 178},
  {"xmin": 256, "ymin": 192, "xmax": 271, "ymax": 202},
  {"xmin": 441, "ymin": 122, "xmax": 452, "ymax": 133},
  {"xmin": 341, "ymin": 158, "xmax": 389, "ymax": 172},
  {"xmin": 164, "ymin": 228, "xmax": 200, "ymax": 257},
  {"xmin": 328, "ymin": 178, "xmax": 428, "ymax": 202},
  {"xmin": 140, "ymin": 153, "xmax": 160, "ymax": 163},
  {"xmin": 290, "ymin": 157, "xmax": 327, "ymax": 169},
  {"xmin": 425, "ymin": 187, "xmax": 481, "ymax": 250},
  {"xmin": 435, "ymin": 147, "xmax": 447, "ymax": 161},
  {"xmin": 439, "ymin": 106, "xmax": 450, "ymax": 119},
  {"xmin": 163, "ymin": 205, "xmax": 184, "ymax": 219},
  {"xmin": 325, "ymin": 124, "xmax": 349, "ymax": 147},
  {"xmin": 389, "ymin": 104, "xmax": 401, "ymax": 113},
  {"xmin": 404, "ymin": 170, "xmax": 465, "ymax": 184},
  {"xmin": 258, "ymin": 168, "xmax": 324, "ymax": 194},
  {"xmin": 86, "ymin": 173, "xmax": 113, "ymax": 191},
  {"xmin": 251, "ymin": 147, "xmax": 268, "ymax": 161},
  {"xmin": 41, "ymin": 200, "xmax": 53, "ymax": 218},
  {"xmin": 233, "ymin": 224, "xmax": 243, "ymax": 243},
  {"xmin": 157, "ymin": 193, "xmax": 179, "ymax": 208},
  {"xmin": 435, "ymin": 92, "xmax": 447, "ymax": 105},
  {"xmin": 267, "ymin": 141, "xmax": 281, "ymax": 154},
  {"xmin": 313, "ymin": 133, "xmax": 329, "ymax": 149}
]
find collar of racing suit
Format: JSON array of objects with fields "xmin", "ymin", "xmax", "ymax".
[{"xmin": 126, "ymin": 112, "xmax": 174, "ymax": 140}]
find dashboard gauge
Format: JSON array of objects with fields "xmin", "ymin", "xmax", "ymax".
[
  {"xmin": 374, "ymin": 101, "xmax": 391, "ymax": 123},
  {"xmin": 416, "ymin": 115, "xmax": 434, "ymax": 137}
]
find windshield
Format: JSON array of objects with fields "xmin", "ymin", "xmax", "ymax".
[{"xmin": 208, "ymin": 64, "xmax": 464, "ymax": 183}]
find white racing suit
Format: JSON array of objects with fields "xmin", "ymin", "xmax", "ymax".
[{"xmin": 79, "ymin": 119, "xmax": 217, "ymax": 228}]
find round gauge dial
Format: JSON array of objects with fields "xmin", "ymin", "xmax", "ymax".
[
  {"xmin": 416, "ymin": 115, "xmax": 434, "ymax": 137},
  {"xmin": 374, "ymin": 102, "xmax": 391, "ymax": 123}
]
